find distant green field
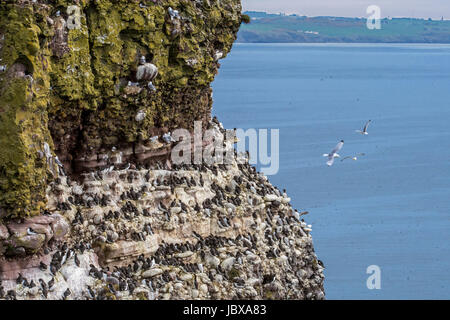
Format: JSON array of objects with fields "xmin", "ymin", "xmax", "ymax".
[{"xmin": 238, "ymin": 11, "xmax": 450, "ymax": 43}]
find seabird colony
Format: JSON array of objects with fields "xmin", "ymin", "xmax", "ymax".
[{"xmin": 0, "ymin": 119, "xmax": 325, "ymax": 300}]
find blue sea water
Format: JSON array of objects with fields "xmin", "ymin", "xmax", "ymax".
[{"xmin": 211, "ymin": 43, "xmax": 450, "ymax": 299}]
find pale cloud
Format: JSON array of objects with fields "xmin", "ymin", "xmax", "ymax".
[{"xmin": 242, "ymin": 0, "xmax": 450, "ymax": 19}]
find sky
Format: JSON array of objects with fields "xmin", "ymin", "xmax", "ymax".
[{"xmin": 242, "ymin": 0, "xmax": 450, "ymax": 19}]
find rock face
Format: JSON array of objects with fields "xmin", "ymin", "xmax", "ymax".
[
  {"xmin": 0, "ymin": 0, "xmax": 242, "ymax": 218},
  {"xmin": 0, "ymin": 0, "xmax": 325, "ymax": 300},
  {"xmin": 0, "ymin": 123, "xmax": 325, "ymax": 300}
]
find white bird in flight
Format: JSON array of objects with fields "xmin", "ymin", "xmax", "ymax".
[
  {"xmin": 341, "ymin": 153, "xmax": 366, "ymax": 162},
  {"xmin": 323, "ymin": 140, "xmax": 344, "ymax": 166},
  {"xmin": 355, "ymin": 120, "xmax": 372, "ymax": 135}
]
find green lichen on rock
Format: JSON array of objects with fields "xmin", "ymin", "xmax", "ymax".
[
  {"xmin": 0, "ymin": 3, "xmax": 55, "ymax": 219},
  {"xmin": 0, "ymin": 0, "xmax": 244, "ymax": 219}
]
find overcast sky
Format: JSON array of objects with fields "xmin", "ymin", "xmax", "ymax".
[{"xmin": 242, "ymin": 0, "xmax": 450, "ymax": 19}]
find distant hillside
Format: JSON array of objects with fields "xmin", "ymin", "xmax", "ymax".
[{"xmin": 237, "ymin": 11, "xmax": 450, "ymax": 43}]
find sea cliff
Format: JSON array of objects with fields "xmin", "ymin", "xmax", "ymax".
[{"xmin": 0, "ymin": 0, "xmax": 324, "ymax": 300}]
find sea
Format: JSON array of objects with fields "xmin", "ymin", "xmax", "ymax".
[{"xmin": 211, "ymin": 43, "xmax": 450, "ymax": 299}]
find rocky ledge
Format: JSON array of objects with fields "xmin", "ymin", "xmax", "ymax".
[
  {"xmin": 0, "ymin": 121, "xmax": 325, "ymax": 300},
  {"xmin": 0, "ymin": 0, "xmax": 325, "ymax": 300}
]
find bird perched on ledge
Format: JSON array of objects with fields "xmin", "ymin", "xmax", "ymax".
[
  {"xmin": 168, "ymin": 7, "xmax": 181, "ymax": 20},
  {"xmin": 162, "ymin": 132, "xmax": 176, "ymax": 144},
  {"xmin": 136, "ymin": 56, "xmax": 158, "ymax": 90}
]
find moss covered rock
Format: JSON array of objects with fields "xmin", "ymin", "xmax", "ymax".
[{"xmin": 0, "ymin": 0, "xmax": 243, "ymax": 219}]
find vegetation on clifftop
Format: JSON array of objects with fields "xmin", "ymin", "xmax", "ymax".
[{"xmin": 238, "ymin": 11, "xmax": 450, "ymax": 43}]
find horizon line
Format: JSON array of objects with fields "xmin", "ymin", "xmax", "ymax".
[{"xmin": 243, "ymin": 10, "xmax": 449, "ymax": 21}]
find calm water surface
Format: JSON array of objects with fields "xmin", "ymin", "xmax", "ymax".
[{"xmin": 212, "ymin": 43, "xmax": 450, "ymax": 299}]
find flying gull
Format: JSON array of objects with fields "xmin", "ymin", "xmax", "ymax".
[
  {"xmin": 323, "ymin": 140, "xmax": 344, "ymax": 166},
  {"xmin": 355, "ymin": 120, "xmax": 372, "ymax": 135},
  {"xmin": 341, "ymin": 153, "xmax": 366, "ymax": 162}
]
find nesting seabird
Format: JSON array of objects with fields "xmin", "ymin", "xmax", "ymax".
[
  {"xmin": 54, "ymin": 156, "xmax": 66, "ymax": 176},
  {"xmin": 162, "ymin": 132, "xmax": 175, "ymax": 144},
  {"xmin": 355, "ymin": 120, "xmax": 372, "ymax": 135},
  {"xmin": 135, "ymin": 110, "xmax": 146, "ymax": 122},
  {"xmin": 147, "ymin": 81, "xmax": 156, "ymax": 91},
  {"xmin": 136, "ymin": 56, "xmax": 158, "ymax": 83},
  {"xmin": 168, "ymin": 7, "xmax": 180, "ymax": 20},
  {"xmin": 43, "ymin": 142, "xmax": 52, "ymax": 159},
  {"xmin": 214, "ymin": 51, "xmax": 223, "ymax": 61},
  {"xmin": 127, "ymin": 80, "xmax": 139, "ymax": 87},
  {"xmin": 102, "ymin": 165, "xmax": 114, "ymax": 174},
  {"xmin": 323, "ymin": 140, "xmax": 344, "ymax": 166},
  {"xmin": 63, "ymin": 288, "xmax": 71, "ymax": 299}
]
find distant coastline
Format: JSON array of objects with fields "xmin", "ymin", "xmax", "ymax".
[{"xmin": 237, "ymin": 11, "xmax": 450, "ymax": 43}]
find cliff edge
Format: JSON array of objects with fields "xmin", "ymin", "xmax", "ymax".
[{"xmin": 0, "ymin": 0, "xmax": 325, "ymax": 300}]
